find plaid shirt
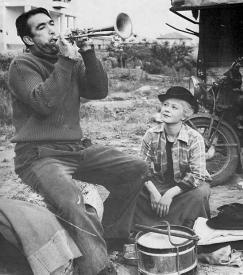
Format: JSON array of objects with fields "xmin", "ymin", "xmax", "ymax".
[{"xmin": 140, "ymin": 123, "xmax": 211, "ymax": 190}]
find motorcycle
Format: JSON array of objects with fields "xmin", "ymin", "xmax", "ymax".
[{"xmin": 187, "ymin": 57, "xmax": 243, "ymax": 186}]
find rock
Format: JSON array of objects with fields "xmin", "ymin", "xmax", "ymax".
[
  {"xmin": 237, "ymin": 181, "xmax": 243, "ymax": 189},
  {"xmin": 136, "ymin": 85, "xmax": 151, "ymax": 92},
  {"xmin": 115, "ymin": 263, "xmax": 135, "ymax": 275},
  {"xmin": 2, "ymin": 158, "xmax": 9, "ymax": 163}
]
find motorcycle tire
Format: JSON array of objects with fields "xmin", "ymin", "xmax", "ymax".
[{"xmin": 186, "ymin": 116, "xmax": 240, "ymax": 186}]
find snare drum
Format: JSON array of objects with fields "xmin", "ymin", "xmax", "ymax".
[{"xmin": 135, "ymin": 224, "xmax": 197, "ymax": 275}]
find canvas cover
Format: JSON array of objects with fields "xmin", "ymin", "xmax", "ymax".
[
  {"xmin": 198, "ymin": 5, "xmax": 243, "ymax": 67},
  {"xmin": 171, "ymin": 0, "xmax": 243, "ymax": 9}
]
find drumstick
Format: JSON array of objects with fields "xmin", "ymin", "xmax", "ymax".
[{"xmin": 135, "ymin": 224, "xmax": 199, "ymax": 241}]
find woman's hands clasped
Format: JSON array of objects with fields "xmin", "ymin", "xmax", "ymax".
[
  {"xmin": 145, "ymin": 180, "xmax": 182, "ymax": 218},
  {"xmin": 149, "ymin": 188, "xmax": 161, "ymax": 210},
  {"xmin": 156, "ymin": 192, "xmax": 173, "ymax": 217},
  {"xmin": 149, "ymin": 188, "xmax": 173, "ymax": 217},
  {"xmin": 149, "ymin": 185, "xmax": 183, "ymax": 217}
]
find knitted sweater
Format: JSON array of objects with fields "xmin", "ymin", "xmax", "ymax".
[{"xmin": 8, "ymin": 49, "xmax": 108, "ymax": 142}]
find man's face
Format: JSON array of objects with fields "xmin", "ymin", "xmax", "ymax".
[
  {"xmin": 26, "ymin": 13, "xmax": 59, "ymax": 55},
  {"xmin": 160, "ymin": 98, "xmax": 186, "ymax": 124}
]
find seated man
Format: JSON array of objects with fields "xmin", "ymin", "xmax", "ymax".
[
  {"xmin": 134, "ymin": 86, "xmax": 211, "ymax": 229},
  {"xmin": 8, "ymin": 8, "xmax": 148, "ymax": 275}
]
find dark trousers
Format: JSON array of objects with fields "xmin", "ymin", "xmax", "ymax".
[
  {"xmin": 133, "ymin": 183, "xmax": 211, "ymax": 230},
  {"xmin": 15, "ymin": 142, "xmax": 147, "ymax": 275}
]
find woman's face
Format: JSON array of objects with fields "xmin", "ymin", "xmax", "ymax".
[{"xmin": 160, "ymin": 98, "xmax": 186, "ymax": 124}]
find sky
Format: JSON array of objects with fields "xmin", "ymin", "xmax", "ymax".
[{"xmin": 70, "ymin": 0, "xmax": 199, "ymax": 42}]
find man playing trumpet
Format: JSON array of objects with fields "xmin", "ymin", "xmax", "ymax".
[{"xmin": 8, "ymin": 7, "xmax": 147, "ymax": 274}]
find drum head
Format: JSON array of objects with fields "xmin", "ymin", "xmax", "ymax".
[{"xmin": 137, "ymin": 231, "xmax": 190, "ymax": 249}]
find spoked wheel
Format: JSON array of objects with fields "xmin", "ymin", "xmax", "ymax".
[{"xmin": 186, "ymin": 116, "xmax": 240, "ymax": 186}]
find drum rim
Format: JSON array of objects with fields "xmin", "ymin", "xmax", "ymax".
[{"xmin": 135, "ymin": 224, "xmax": 196, "ymax": 254}]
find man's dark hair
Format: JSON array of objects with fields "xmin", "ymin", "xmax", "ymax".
[{"xmin": 16, "ymin": 7, "xmax": 51, "ymax": 39}]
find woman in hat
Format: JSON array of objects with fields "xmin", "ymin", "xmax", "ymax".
[{"xmin": 134, "ymin": 86, "xmax": 211, "ymax": 228}]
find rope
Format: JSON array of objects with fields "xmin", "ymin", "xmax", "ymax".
[{"xmin": 53, "ymin": 213, "xmax": 97, "ymax": 237}]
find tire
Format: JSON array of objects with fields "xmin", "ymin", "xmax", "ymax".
[{"xmin": 186, "ymin": 116, "xmax": 240, "ymax": 186}]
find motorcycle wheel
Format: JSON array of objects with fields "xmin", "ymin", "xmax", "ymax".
[{"xmin": 186, "ymin": 116, "xmax": 239, "ymax": 186}]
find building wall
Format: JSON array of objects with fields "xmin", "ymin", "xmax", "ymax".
[
  {"xmin": 5, "ymin": 7, "xmax": 24, "ymax": 46},
  {"xmin": 0, "ymin": 0, "xmax": 76, "ymax": 52},
  {"xmin": 0, "ymin": 0, "xmax": 113, "ymax": 52},
  {"xmin": 0, "ymin": 5, "xmax": 6, "ymax": 50}
]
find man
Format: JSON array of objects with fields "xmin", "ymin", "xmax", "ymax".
[{"xmin": 8, "ymin": 8, "xmax": 147, "ymax": 275}]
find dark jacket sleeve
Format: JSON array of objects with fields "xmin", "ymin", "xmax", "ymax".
[
  {"xmin": 8, "ymin": 55, "xmax": 76, "ymax": 116},
  {"xmin": 77, "ymin": 50, "xmax": 108, "ymax": 99}
]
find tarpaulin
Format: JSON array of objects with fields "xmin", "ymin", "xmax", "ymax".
[{"xmin": 171, "ymin": 0, "xmax": 243, "ymax": 10}]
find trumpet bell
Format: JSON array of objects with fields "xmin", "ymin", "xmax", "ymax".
[
  {"xmin": 114, "ymin": 13, "xmax": 133, "ymax": 39},
  {"xmin": 65, "ymin": 12, "xmax": 133, "ymax": 41}
]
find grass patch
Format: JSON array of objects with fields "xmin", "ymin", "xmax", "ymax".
[
  {"xmin": 79, "ymin": 89, "xmax": 161, "ymax": 154},
  {"xmin": 1, "ymin": 66, "xmax": 182, "ymax": 146}
]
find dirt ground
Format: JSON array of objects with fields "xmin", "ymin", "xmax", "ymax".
[
  {"xmin": 1, "ymin": 82, "xmax": 243, "ymax": 274},
  {"xmin": 1, "ymin": 136, "xmax": 243, "ymax": 274}
]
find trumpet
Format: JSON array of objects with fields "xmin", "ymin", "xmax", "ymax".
[{"xmin": 65, "ymin": 13, "xmax": 133, "ymax": 41}]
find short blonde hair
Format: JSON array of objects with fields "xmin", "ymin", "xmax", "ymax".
[{"xmin": 180, "ymin": 100, "xmax": 194, "ymax": 119}]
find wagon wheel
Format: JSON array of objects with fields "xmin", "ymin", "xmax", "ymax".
[{"xmin": 186, "ymin": 116, "xmax": 240, "ymax": 186}]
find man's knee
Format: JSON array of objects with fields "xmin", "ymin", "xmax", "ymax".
[
  {"xmin": 135, "ymin": 158, "xmax": 148, "ymax": 174},
  {"xmin": 17, "ymin": 159, "xmax": 52, "ymax": 191},
  {"xmin": 19, "ymin": 160, "xmax": 83, "ymax": 209},
  {"xmin": 130, "ymin": 158, "xmax": 149, "ymax": 180}
]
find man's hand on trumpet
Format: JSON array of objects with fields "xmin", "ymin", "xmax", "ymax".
[
  {"xmin": 75, "ymin": 37, "xmax": 94, "ymax": 52},
  {"xmin": 57, "ymin": 35, "xmax": 94, "ymax": 60},
  {"xmin": 57, "ymin": 36, "xmax": 79, "ymax": 59},
  {"xmin": 65, "ymin": 28, "xmax": 94, "ymax": 52}
]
